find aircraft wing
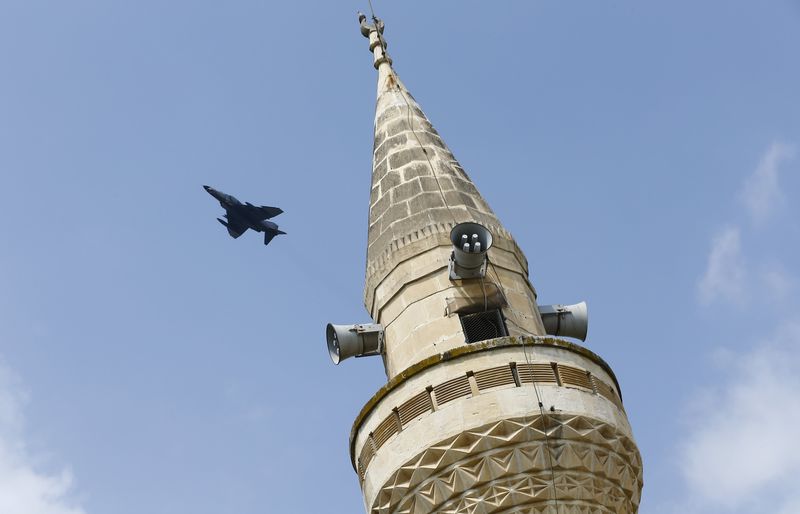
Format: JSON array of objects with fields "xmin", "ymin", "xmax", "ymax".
[
  {"xmin": 244, "ymin": 202, "xmax": 283, "ymax": 220},
  {"xmin": 220, "ymin": 213, "xmax": 249, "ymax": 239}
]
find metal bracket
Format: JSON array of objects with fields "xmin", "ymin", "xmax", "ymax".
[{"xmin": 448, "ymin": 251, "xmax": 487, "ymax": 280}]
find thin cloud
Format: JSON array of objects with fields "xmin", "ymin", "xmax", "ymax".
[
  {"xmin": 761, "ymin": 263, "xmax": 795, "ymax": 302},
  {"xmin": 0, "ymin": 360, "xmax": 86, "ymax": 514},
  {"xmin": 682, "ymin": 140, "xmax": 800, "ymax": 513},
  {"xmin": 740, "ymin": 141, "xmax": 796, "ymax": 225},
  {"xmin": 680, "ymin": 323, "xmax": 800, "ymax": 512},
  {"xmin": 697, "ymin": 226, "xmax": 746, "ymax": 305}
]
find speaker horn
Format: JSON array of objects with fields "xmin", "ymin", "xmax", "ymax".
[
  {"xmin": 326, "ymin": 323, "xmax": 384, "ymax": 365},
  {"xmin": 538, "ymin": 301, "xmax": 588, "ymax": 341},
  {"xmin": 449, "ymin": 222, "xmax": 493, "ymax": 280}
]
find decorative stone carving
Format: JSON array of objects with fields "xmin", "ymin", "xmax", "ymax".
[{"xmin": 372, "ymin": 415, "xmax": 642, "ymax": 514}]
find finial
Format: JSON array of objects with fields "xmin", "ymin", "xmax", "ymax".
[{"xmin": 357, "ymin": 11, "xmax": 392, "ymax": 70}]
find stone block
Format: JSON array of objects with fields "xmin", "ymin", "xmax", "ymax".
[
  {"xmin": 408, "ymin": 318, "xmax": 459, "ymax": 351},
  {"xmin": 372, "ymin": 157, "xmax": 388, "ymax": 182},
  {"xmin": 399, "ymin": 273, "xmax": 449, "ymax": 305},
  {"xmin": 389, "ymin": 148, "xmax": 428, "ymax": 171},
  {"xmin": 372, "ymin": 247, "xmax": 451, "ymax": 315},
  {"xmin": 374, "ymin": 133, "xmax": 409, "ymax": 165},
  {"xmin": 444, "ymin": 190, "xmax": 476, "ymax": 209},
  {"xmin": 384, "ymin": 119, "xmax": 412, "ymax": 137},
  {"xmin": 370, "ymin": 191, "xmax": 391, "ymax": 221},
  {"xmin": 466, "ymin": 205, "xmax": 496, "ymax": 222},
  {"xmin": 381, "ymin": 202, "xmax": 410, "ymax": 227},
  {"xmin": 382, "ymin": 321, "xmax": 415, "ymax": 352},
  {"xmin": 451, "ymin": 176, "xmax": 481, "ymax": 197},
  {"xmin": 409, "ymin": 192, "xmax": 446, "ymax": 213},
  {"xmin": 430, "ymin": 147, "xmax": 457, "ymax": 164},
  {"xmin": 387, "ymin": 211, "xmax": 433, "ymax": 240},
  {"xmin": 375, "ymin": 105, "xmax": 404, "ymax": 129},
  {"xmin": 372, "ymin": 127, "xmax": 387, "ymax": 153},
  {"xmin": 368, "ymin": 229, "xmax": 395, "ymax": 256},
  {"xmin": 416, "ymin": 118, "xmax": 435, "ymax": 133},
  {"xmin": 402, "ymin": 163, "xmax": 432, "ymax": 181},
  {"xmin": 407, "ymin": 130, "xmax": 445, "ymax": 150},
  {"xmin": 418, "ymin": 176, "xmax": 446, "ymax": 194},
  {"xmin": 391, "ymin": 178, "xmax": 423, "ymax": 203},
  {"xmin": 425, "ymin": 206, "xmax": 467, "ymax": 224},
  {"xmin": 370, "ymin": 185, "xmax": 380, "ymax": 206},
  {"xmin": 378, "ymin": 170, "xmax": 401, "ymax": 195},
  {"xmin": 488, "ymin": 253, "xmax": 528, "ymax": 281},
  {"xmin": 377, "ymin": 293, "xmax": 408, "ymax": 325},
  {"xmin": 368, "ymin": 218, "xmax": 381, "ymax": 245}
]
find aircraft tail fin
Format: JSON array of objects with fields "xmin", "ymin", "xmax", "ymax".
[{"xmin": 264, "ymin": 229, "xmax": 286, "ymax": 246}]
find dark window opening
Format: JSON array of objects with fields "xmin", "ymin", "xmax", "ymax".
[{"xmin": 459, "ymin": 309, "xmax": 508, "ymax": 344}]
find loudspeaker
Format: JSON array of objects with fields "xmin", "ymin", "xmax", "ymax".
[
  {"xmin": 326, "ymin": 323, "xmax": 384, "ymax": 365},
  {"xmin": 449, "ymin": 222, "xmax": 493, "ymax": 279},
  {"xmin": 538, "ymin": 301, "xmax": 588, "ymax": 341}
]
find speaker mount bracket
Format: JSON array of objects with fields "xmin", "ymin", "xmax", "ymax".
[{"xmin": 449, "ymin": 251, "xmax": 487, "ymax": 280}]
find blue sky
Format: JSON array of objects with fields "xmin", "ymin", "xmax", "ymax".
[{"xmin": 1, "ymin": 1, "xmax": 799, "ymax": 513}]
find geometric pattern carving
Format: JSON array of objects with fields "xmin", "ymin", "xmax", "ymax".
[{"xmin": 370, "ymin": 414, "xmax": 642, "ymax": 514}]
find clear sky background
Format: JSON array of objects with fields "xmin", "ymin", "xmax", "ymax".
[{"xmin": 1, "ymin": 1, "xmax": 799, "ymax": 513}]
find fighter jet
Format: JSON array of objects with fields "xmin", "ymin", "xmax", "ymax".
[{"xmin": 204, "ymin": 185, "xmax": 285, "ymax": 245}]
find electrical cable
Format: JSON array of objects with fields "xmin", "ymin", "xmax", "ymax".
[
  {"xmin": 488, "ymin": 260, "xmax": 561, "ymax": 511},
  {"xmin": 364, "ymin": 7, "xmax": 561, "ymax": 506},
  {"xmin": 366, "ymin": 1, "xmax": 458, "ymax": 226},
  {"xmin": 396, "ymin": 84, "xmax": 458, "ymax": 225},
  {"xmin": 480, "ymin": 274, "xmax": 488, "ymax": 312},
  {"xmin": 381, "ymin": 284, "xmax": 459, "ymax": 331},
  {"xmin": 520, "ymin": 334, "xmax": 562, "ymax": 512}
]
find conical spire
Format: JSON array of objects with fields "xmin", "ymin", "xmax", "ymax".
[
  {"xmin": 359, "ymin": 14, "xmax": 543, "ymax": 376},
  {"xmin": 361, "ymin": 15, "xmax": 518, "ymax": 297}
]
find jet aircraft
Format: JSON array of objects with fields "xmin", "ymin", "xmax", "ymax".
[{"xmin": 204, "ymin": 185, "xmax": 285, "ymax": 245}]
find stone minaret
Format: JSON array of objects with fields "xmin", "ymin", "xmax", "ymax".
[{"xmin": 344, "ymin": 14, "xmax": 643, "ymax": 514}]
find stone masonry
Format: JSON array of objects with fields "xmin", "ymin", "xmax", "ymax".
[
  {"xmin": 347, "ymin": 14, "xmax": 643, "ymax": 514},
  {"xmin": 361, "ymin": 14, "xmax": 546, "ymax": 378}
]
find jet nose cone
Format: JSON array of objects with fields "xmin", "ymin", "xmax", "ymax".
[{"xmin": 203, "ymin": 185, "xmax": 212, "ymax": 191}]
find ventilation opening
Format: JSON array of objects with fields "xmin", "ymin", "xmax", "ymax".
[{"xmin": 459, "ymin": 309, "xmax": 508, "ymax": 344}]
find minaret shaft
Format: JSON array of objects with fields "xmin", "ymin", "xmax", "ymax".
[
  {"xmin": 361, "ymin": 16, "xmax": 546, "ymax": 379},
  {"xmin": 347, "ymin": 15, "xmax": 643, "ymax": 514}
]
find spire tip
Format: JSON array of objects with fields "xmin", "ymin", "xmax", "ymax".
[{"xmin": 358, "ymin": 11, "xmax": 391, "ymax": 69}]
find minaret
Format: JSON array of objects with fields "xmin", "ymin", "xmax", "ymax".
[{"xmin": 332, "ymin": 14, "xmax": 643, "ymax": 514}]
